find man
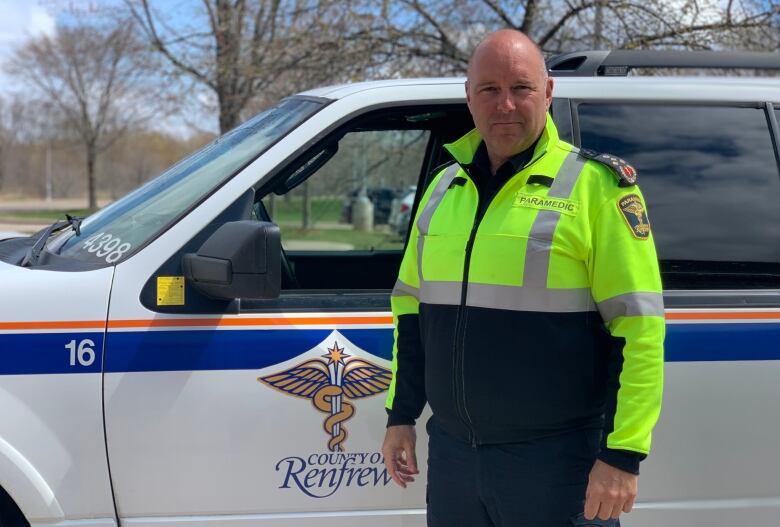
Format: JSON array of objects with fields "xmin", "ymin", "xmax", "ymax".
[{"xmin": 382, "ymin": 29, "xmax": 665, "ymax": 527}]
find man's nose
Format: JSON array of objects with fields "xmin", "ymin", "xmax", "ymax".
[{"xmin": 496, "ymin": 91, "xmax": 516, "ymax": 112}]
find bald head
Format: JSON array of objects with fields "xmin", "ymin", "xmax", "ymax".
[
  {"xmin": 467, "ymin": 29, "xmax": 548, "ymax": 82},
  {"xmin": 464, "ymin": 29, "xmax": 553, "ymax": 173}
]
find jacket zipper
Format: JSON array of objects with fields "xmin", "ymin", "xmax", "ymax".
[
  {"xmin": 452, "ymin": 172, "xmax": 493, "ymax": 448},
  {"xmin": 451, "ymin": 151, "xmax": 547, "ymax": 448}
]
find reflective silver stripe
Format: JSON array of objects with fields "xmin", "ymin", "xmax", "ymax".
[
  {"xmin": 419, "ymin": 280, "xmax": 595, "ymax": 313},
  {"xmin": 468, "ymin": 283, "xmax": 595, "ymax": 313},
  {"xmin": 419, "ymin": 280, "xmax": 462, "ymax": 306},
  {"xmin": 416, "ymin": 164, "xmax": 460, "ymax": 283},
  {"xmin": 392, "ymin": 279, "xmax": 419, "ymax": 299},
  {"xmin": 597, "ymin": 292, "xmax": 665, "ymax": 323},
  {"xmin": 523, "ymin": 151, "xmax": 587, "ymax": 288},
  {"xmin": 417, "ymin": 164, "xmax": 460, "ymax": 236}
]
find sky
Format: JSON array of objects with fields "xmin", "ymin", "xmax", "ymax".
[
  {"xmin": 0, "ymin": 1, "xmax": 56, "ymax": 61},
  {"xmin": 0, "ymin": 0, "xmax": 218, "ymax": 136}
]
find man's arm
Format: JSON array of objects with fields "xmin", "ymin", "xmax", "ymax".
[
  {"xmin": 383, "ymin": 170, "xmax": 446, "ymax": 487},
  {"xmin": 585, "ymin": 184, "xmax": 665, "ymax": 518}
]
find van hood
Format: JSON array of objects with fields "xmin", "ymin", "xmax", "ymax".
[{"xmin": 0, "ymin": 260, "xmax": 114, "ymax": 329}]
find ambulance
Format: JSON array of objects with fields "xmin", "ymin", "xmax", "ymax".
[{"xmin": 0, "ymin": 50, "xmax": 779, "ymax": 526}]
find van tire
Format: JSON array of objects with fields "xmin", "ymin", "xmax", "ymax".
[{"xmin": 0, "ymin": 486, "xmax": 28, "ymax": 527}]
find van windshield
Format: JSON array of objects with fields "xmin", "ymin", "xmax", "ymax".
[{"xmin": 48, "ymin": 97, "xmax": 323, "ymax": 265}]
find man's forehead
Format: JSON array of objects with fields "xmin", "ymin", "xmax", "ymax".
[
  {"xmin": 471, "ymin": 72, "xmax": 536, "ymax": 86},
  {"xmin": 469, "ymin": 55, "xmax": 541, "ymax": 83},
  {"xmin": 467, "ymin": 38, "xmax": 545, "ymax": 81}
]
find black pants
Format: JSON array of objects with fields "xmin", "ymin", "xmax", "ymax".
[{"xmin": 426, "ymin": 418, "xmax": 620, "ymax": 527}]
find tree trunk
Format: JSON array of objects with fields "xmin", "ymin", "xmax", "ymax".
[
  {"xmin": 0, "ymin": 144, "xmax": 5, "ymax": 192},
  {"xmin": 302, "ymin": 181, "xmax": 312, "ymax": 230},
  {"xmin": 86, "ymin": 141, "xmax": 97, "ymax": 211},
  {"xmin": 594, "ymin": 0, "xmax": 604, "ymax": 49},
  {"xmin": 218, "ymin": 90, "xmax": 241, "ymax": 133}
]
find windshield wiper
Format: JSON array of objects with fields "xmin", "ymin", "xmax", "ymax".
[
  {"xmin": 20, "ymin": 215, "xmax": 83, "ymax": 267},
  {"xmin": 65, "ymin": 213, "xmax": 82, "ymax": 235}
]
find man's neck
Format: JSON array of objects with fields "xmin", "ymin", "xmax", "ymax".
[
  {"xmin": 485, "ymin": 135, "xmax": 542, "ymax": 176},
  {"xmin": 487, "ymin": 153, "xmax": 509, "ymax": 176}
]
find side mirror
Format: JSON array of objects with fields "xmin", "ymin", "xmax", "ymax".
[{"xmin": 182, "ymin": 220, "xmax": 281, "ymax": 300}]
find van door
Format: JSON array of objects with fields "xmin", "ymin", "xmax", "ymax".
[
  {"xmin": 575, "ymin": 101, "xmax": 780, "ymax": 526},
  {"xmin": 102, "ymin": 105, "xmax": 474, "ymax": 527}
]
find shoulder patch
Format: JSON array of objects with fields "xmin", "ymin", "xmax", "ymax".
[
  {"xmin": 579, "ymin": 148, "xmax": 638, "ymax": 187},
  {"xmin": 618, "ymin": 194, "xmax": 651, "ymax": 239}
]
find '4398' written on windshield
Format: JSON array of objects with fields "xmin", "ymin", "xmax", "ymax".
[{"xmin": 82, "ymin": 232, "xmax": 132, "ymax": 263}]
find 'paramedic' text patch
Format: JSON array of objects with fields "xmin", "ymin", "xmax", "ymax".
[{"xmin": 513, "ymin": 193, "xmax": 579, "ymax": 216}]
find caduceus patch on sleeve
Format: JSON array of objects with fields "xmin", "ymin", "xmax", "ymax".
[{"xmin": 618, "ymin": 194, "xmax": 651, "ymax": 240}]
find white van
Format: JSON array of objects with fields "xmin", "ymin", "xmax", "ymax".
[{"xmin": 0, "ymin": 50, "xmax": 779, "ymax": 527}]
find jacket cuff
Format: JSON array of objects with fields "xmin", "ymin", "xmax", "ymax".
[
  {"xmin": 386, "ymin": 408, "xmax": 416, "ymax": 427},
  {"xmin": 597, "ymin": 448, "xmax": 645, "ymax": 475}
]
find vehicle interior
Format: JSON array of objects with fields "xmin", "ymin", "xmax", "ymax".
[{"xmin": 253, "ymin": 104, "xmax": 476, "ymax": 294}]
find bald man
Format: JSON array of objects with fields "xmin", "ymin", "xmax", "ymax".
[{"xmin": 383, "ymin": 30, "xmax": 665, "ymax": 527}]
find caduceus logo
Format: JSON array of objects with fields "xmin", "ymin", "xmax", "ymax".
[{"xmin": 259, "ymin": 341, "xmax": 391, "ymax": 452}]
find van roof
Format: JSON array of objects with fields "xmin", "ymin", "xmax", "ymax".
[{"xmin": 299, "ymin": 76, "xmax": 780, "ymax": 104}]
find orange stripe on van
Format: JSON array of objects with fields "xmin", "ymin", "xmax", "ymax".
[
  {"xmin": 4, "ymin": 312, "xmax": 779, "ymax": 332},
  {"xmin": 108, "ymin": 316, "xmax": 394, "ymax": 329}
]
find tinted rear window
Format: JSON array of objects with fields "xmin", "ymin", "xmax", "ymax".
[{"xmin": 578, "ymin": 104, "xmax": 780, "ymax": 269}]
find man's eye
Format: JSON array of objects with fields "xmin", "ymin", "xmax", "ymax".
[{"xmin": 481, "ymin": 86, "xmax": 498, "ymax": 93}]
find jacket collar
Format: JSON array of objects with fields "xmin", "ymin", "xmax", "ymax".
[{"xmin": 443, "ymin": 113, "xmax": 559, "ymax": 168}]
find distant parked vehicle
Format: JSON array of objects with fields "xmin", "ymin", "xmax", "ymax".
[
  {"xmin": 342, "ymin": 187, "xmax": 400, "ymax": 225},
  {"xmin": 389, "ymin": 187, "xmax": 416, "ymax": 236}
]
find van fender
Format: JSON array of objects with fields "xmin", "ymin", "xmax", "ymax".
[{"xmin": 0, "ymin": 434, "xmax": 63, "ymax": 521}]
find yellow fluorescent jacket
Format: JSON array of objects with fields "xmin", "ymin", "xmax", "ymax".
[{"xmin": 386, "ymin": 114, "xmax": 665, "ymax": 474}]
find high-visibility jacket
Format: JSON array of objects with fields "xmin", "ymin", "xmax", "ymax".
[{"xmin": 386, "ymin": 114, "xmax": 665, "ymax": 474}]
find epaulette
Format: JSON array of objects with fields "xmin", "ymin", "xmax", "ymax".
[{"xmin": 579, "ymin": 148, "xmax": 638, "ymax": 187}]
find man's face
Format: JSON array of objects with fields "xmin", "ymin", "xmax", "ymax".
[{"xmin": 466, "ymin": 41, "xmax": 553, "ymax": 160}]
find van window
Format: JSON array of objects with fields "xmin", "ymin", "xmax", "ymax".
[
  {"xmin": 577, "ymin": 103, "xmax": 780, "ymax": 288},
  {"xmin": 261, "ymin": 129, "xmax": 428, "ymax": 253}
]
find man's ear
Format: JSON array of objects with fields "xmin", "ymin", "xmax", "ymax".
[
  {"xmin": 545, "ymin": 77, "xmax": 554, "ymax": 109},
  {"xmin": 465, "ymin": 80, "xmax": 471, "ymax": 105}
]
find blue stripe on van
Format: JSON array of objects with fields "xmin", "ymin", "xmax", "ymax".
[
  {"xmin": 0, "ymin": 322, "xmax": 777, "ymax": 375},
  {"xmin": 665, "ymin": 322, "xmax": 780, "ymax": 362},
  {"xmin": 0, "ymin": 332, "xmax": 104, "ymax": 374},
  {"xmin": 102, "ymin": 328, "xmax": 394, "ymax": 373}
]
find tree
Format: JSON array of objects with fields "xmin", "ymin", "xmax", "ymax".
[
  {"xmin": 128, "ymin": 0, "xmax": 376, "ymax": 133},
  {"xmin": 360, "ymin": 0, "xmax": 780, "ymax": 76},
  {"xmin": 6, "ymin": 20, "xmax": 161, "ymax": 210}
]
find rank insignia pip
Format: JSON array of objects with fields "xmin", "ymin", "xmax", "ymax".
[
  {"xmin": 618, "ymin": 194, "xmax": 651, "ymax": 240},
  {"xmin": 579, "ymin": 148, "xmax": 638, "ymax": 187}
]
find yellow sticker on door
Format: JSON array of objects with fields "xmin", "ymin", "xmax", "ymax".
[{"xmin": 157, "ymin": 276, "xmax": 185, "ymax": 306}]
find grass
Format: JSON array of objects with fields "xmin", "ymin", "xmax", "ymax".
[
  {"xmin": 264, "ymin": 196, "xmax": 343, "ymax": 224},
  {"xmin": 0, "ymin": 209, "xmax": 91, "ymax": 222},
  {"xmin": 0, "ymin": 201, "xmax": 403, "ymax": 251}
]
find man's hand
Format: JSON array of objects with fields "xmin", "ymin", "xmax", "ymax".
[
  {"xmin": 382, "ymin": 425, "xmax": 419, "ymax": 488},
  {"xmin": 583, "ymin": 459, "xmax": 638, "ymax": 521}
]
